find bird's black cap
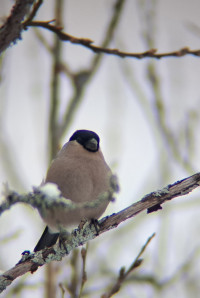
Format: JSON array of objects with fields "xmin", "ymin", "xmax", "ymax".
[{"xmin": 69, "ymin": 130, "xmax": 100, "ymax": 152}]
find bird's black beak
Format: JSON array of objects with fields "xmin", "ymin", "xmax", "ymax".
[{"xmin": 85, "ymin": 138, "xmax": 99, "ymax": 152}]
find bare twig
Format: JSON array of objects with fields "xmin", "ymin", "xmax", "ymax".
[
  {"xmin": 0, "ymin": 172, "xmax": 200, "ymax": 293},
  {"xmin": 140, "ymin": 1, "xmax": 195, "ymax": 174},
  {"xmin": 23, "ymin": 0, "xmax": 43, "ymax": 24},
  {"xmin": 67, "ymin": 249, "xmax": 79, "ymax": 297},
  {"xmin": 25, "ymin": 21, "xmax": 200, "ymax": 59},
  {"xmin": 48, "ymin": 0, "xmax": 64, "ymax": 160},
  {"xmin": 89, "ymin": 0, "xmax": 126, "ymax": 72},
  {"xmin": 147, "ymin": 62, "xmax": 195, "ymax": 173},
  {"xmin": 32, "ymin": 27, "xmax": 53, "ymax": 52},
  {"xmin": 102, "ymin": 233, "xmax": 155, "ymax": 298},
  {"xmin": 0, "ymin": 135, "xmax": 27, "ymax": 191},
  {"xmin": 123, "ymin": 246, "xmax": 199, "ymax": 292},
  {"xmin": 79, "ymin": 244, "xmax": 88, "ymax": 297},
  {"xmin": 58, "ymin": 283, "xmax": 65, "ymax": 298}
]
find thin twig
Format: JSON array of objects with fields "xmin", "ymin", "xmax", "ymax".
[
  {"xmin": 147, "ymin": 62, "xmax": 195, "ymax": 173},
  {"xmin": 23, "ymin": 0, "xmax": 43, "ymax": 24},
  {"xmin": 123, "ymin": 246, "xmax": 199, "ymax": 291},
  {"xmin": 79, "ymin": 244, "xmax": 88, "ymax": 298},
  {"xmin": 48, "ymin": 0, "xmax": 64, "ymax": 160},
  {"xmin": 68, "ymin": 249, "xmax": 79, "ymax": 297},
  {"xmin": 25, "ymin": 21, "xmax": 200, "ymax": 59},
  {"xmin": 101, "ymin": 233, "xmax": 155, "ymax": 298},
  {"xmin": 140, "ymin": 1, "xmax": 195, "ymax": 174},
  {"xmin": 59, "ymin": 283, "xmax": 65, "ymax": 298},
  {"xmin": 32, "ymin": 27, "xmax": 53, "ymax": 52},
  {"xmin": 89, "ymin": 0, "xmax": 126, "ymax": 72}
]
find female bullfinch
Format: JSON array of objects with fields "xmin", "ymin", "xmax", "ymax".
[{"xmin": 34, "ymin": 130, "xmax": 112, "ymax": 251}]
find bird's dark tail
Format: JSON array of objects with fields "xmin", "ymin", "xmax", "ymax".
[{"xmin": 34, "ymin": 226, "xmax": 59, "ymax": 252}]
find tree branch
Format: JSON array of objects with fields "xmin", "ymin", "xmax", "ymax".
[
  {"xmin": 0, "ymin": 172, "xmax": 200, "ymax": 293},
  {"xmin": 24, "ymin": 20, "xmax": 200, "ymax": 59},
  {"xmin": 102, "ymin": 233, "xmax": 155, "ymax": 298},
  {"xmin": 0, "ymin": 0, "xmax": 39, "ymax": 55},
  {"xmin": 1, "ymin": 1, "xmax": 200, "ymax": 60}
]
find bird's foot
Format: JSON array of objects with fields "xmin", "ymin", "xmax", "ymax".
[{"xmin": 90, "ymin": 218, "xmax": 100, "ymax": 235}]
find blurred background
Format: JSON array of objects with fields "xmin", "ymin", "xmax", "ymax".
[{"xmin": 1, "ymin": 0, "xmax": 200, "ymax": 297}]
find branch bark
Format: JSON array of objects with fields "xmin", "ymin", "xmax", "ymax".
[
  {"xmin": 0, "ymin": 0, "xmax": 36, "ymax": 55},
  {"xmin": 24, "ymin": 20, "xmax": 200, "ymax": 59},
  {"xmin": 0, "ymin": 172, "xmax": 200, "ymax": 293}
]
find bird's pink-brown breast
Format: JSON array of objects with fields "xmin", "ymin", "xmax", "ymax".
[{"xmin": 44, "ymin": 141, "xmax": 111, "ymax": 231}]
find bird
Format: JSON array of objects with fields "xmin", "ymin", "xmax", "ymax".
[{"xmin": 34, "ymin": 129, "xmax": 112, "ymax": 252}]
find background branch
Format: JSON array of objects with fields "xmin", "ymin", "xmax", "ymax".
[
  {"xmin": 102, "ymin": 233, "xmax": 155, "ymax": 298},
  {"xmin": 24, "ymin": 20, "xmax": 200, "ymax": 59}
]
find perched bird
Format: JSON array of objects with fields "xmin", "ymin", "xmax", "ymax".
[{"xmin": 34, "ymin": 129, "xmax": 112, "ymax": 252}]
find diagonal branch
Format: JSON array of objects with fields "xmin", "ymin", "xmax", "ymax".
[
  {"xmin": 0, "ymin": 172, "xmax": 200, "ymax": 293},
  {"xmin": 102, "ymin": 233, "xmax": 155, "ymax": 298},
  {"xmin": 0, "ymin": 0, "xmax": 41, "ymax": 55}
]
